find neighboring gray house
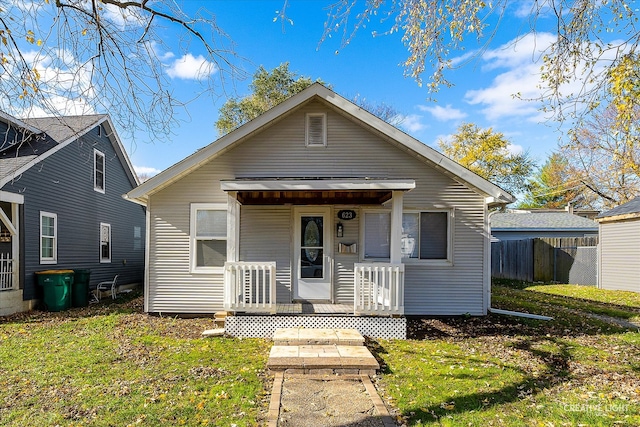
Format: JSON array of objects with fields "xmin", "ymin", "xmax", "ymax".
[
  {"xmin": 595, "ymin": 197, "xmax": 640, "ymax": 292},
  {"xmin": 0, "ymin": 111, "xmax": 145, "ymax": 316},
  {"xmin": 490, "ymin": 211, "xmax": 599, "ymax": 241},
  {"xmin": 125, "ymin": 84, "xmax": 515, "ymax": 318}
]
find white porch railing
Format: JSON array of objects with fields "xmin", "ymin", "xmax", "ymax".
[
  {"xmin": 354, "ymin": 263, "xmax": 405, "ymax": 315},
  {"xmin": 224, "ymin": 262, "xmax": 277, "ymax": 313},
  {"xmin": 0, "ymin": 253, "xmax": 14, "ymax": 291}
]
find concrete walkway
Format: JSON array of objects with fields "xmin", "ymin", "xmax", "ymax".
[{"xmin": 265, "ymin": 328, "xmax": 396, "ymax": 426}]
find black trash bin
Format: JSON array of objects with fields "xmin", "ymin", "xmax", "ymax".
[
  {"xmin": 35, "ymin": 270, "xmax": 74, "ymax": 312},
  {"xmin": 73, "ymin": 269, "xmax": 91, "ymax": 307}
]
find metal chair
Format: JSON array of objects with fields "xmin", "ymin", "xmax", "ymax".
[{"xmin": 93, "ymin": 274, "xmax": 119, "ymax": 301}]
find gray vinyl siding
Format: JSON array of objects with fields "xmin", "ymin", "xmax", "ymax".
[
  {"xmin": 1, "ymin": 125, "xmax": 145, "ymax": 301},
  {"xmin": 240, "ymin": 206, "xmax": 292, "ymax": 303},
  {"xmin": 147, "ymin": 100, "xmax": 488, "ymax": 314},
  {"xmin": 599, "ymin": 219, "xmax": 640, "ymax": 292},
  {"xmin": 334, "ymin": 206, "xmax": 359, "ymax": 304}
]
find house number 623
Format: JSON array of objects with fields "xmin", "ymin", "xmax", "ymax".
[{"xmin": 337, "ymin": 210, "xmax": 356, "ymax": 220}]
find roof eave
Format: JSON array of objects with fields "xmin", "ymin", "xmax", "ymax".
[{"xmin": 127, "ymin": 83, "xmax": 515, "ymax": 203}]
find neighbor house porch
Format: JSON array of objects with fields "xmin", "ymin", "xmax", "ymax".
[
  {"xmin": 218, "ymin": 178, "xmax": 414, "ymax": 317},
  {"xmin": 0, "ymin": 191, "xmax": 22, "ymax": 316}
]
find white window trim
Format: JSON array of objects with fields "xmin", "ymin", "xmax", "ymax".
[
  {"xmin": 40, "ymin": 211, "xmax": 57, "ymax": 265},
  {"xmin": 402, "ymin": 209, "xmax": 454, "ymax": 266},
  {"xmin": 190, "ymin": 203, "xmax": 227, "ymax": 274},
  {"xmin": 100, "ymin": 222, "xmax": 112, "ymax": 263},
  {"xmin": 305, "ymin": 113, "xmax": 327, "ymax": 147},
  {"xmin": 94, "ymin": 149, "xmax": 105, "ymax": 193},
  {"xmin": 360, "ymin": 208, "xmax": 454, "ymax": 266},
  {"xmin": 360, "ymin": 209, "xmax": 391, "ymax": 262}
]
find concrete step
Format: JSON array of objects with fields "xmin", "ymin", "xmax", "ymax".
[
  {"xmin": 266, "ymin": 344, "xmax": 380, "ymax": 376},
  {"xmin": 272, "ymin": 327, "xmax": 365, "ymax": 346}
]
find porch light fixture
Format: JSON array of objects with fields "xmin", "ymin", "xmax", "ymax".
[{"xmin": 336, "ymin": 222, "xmax": 344, "ymax": 238}]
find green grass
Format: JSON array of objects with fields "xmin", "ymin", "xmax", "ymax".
[
  {"xmin": 376, "ymin": 280, "xmax": 640, "ymax": 426},
  {"xmin": 3, "ymin": 283, "xmax": 640, "ymax": 426},
  {"xmin": 0, "ymin": 296, "xmax": 270, "ymax": 427}
]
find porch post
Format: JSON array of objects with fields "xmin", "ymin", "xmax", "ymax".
[
  {"xmin": 11, "ymin": 203, "xmax": 19, "ymax": 290},
  {"xmin": 227, "ymin": 192, "xmax": 240, "ymax": 262},
  {"xmin": 390, "ymin": 190, "xmax": 403, "ymax": 264}
]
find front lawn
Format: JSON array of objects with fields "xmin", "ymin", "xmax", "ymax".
[
  {"xmin": 376, "ymin": 281, "xmax": 640, "ymax": 426},
  {"xmin": 0, "ymin": 295, "xmax": 270, "ymax": 427},
  {"xmin": 2, "ymin": 283, "xmax": 640, "ymax": 426}
]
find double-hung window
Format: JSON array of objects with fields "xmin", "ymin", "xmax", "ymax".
[
  {"xmin": 402, "ymin": 211, "xmax": 451, "ymax": 262},
  {"xmin": 362, "ymin": 209, "xmax": 452, "ymax": 263},
  {"xmin": 40, "ymin": 212, "xmax": 57, "ymax": 264},
  {"xmin": 100, "ymin": 223, "xmax": 111, "ymax": 263},
  {"xmin": 191, "ymin": 203, "xmax": 227, "ymax": 272},
  {"xmin": 94, "ymin": 149, "xmax": 105, "ymax": 193}
]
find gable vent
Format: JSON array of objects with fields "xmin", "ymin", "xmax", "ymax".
[{"xmin": 306, "ymin": 113, "xmax": 327, "ymax": 147}]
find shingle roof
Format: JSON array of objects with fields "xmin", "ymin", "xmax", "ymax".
[
  {"xmin": 596, "ymin": 197, "xmax": 640, "ymax": 219},
  {"xmin": 22, "ymin": 115, "xmax": 105, "ymax": 142},
  {"xmin": 0, "ymin": 155, "xmax": 37, "ymax": 180},
  {"xmin": 491, "ymin": 212, "xmax": 598, "ymax": 230}
]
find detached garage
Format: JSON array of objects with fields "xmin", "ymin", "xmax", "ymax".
[{"xmin": 596, "ymin": 197, "xmax": 640, "ymax": 292}]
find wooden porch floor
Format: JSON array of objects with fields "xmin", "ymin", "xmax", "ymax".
[{"xmin": 274, "ymin": 303, "xmax": 354, "ymax": 315}]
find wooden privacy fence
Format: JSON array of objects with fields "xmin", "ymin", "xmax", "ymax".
[{"xmin": 492, "ymin": 237, "xmax": 598, "ymax": 284}]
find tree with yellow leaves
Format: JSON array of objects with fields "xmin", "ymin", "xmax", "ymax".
[{"xmin": 438, "ymin": 123, "xmax": 536, "ymax": 196}]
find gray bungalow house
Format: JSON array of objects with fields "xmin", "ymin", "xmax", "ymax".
[
  {"xmin": 0, "ymin": 111, "xmax": 145, "ymax": 316},
  {"xmin": 125, "ymin": 84, "xmax": 514, "ymax": 320},
  {"xmin": 595, "ymin": 197, "xmax": 640, "ymax": 292}
]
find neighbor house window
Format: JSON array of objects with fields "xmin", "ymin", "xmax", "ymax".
[
  {"xmin": 402, "ymin": 211, "xmax": 451, "ymax": 261},
  {"xmin": 191, "ymin": 203, "xmax": 227, "ymax": 271},
  {"xmin": 305, "ymin": 113, "xmax": 327, "ymax": 147},
  {"xmin": 100, "ymin": 223, "xmax": 111, "ymax": 263},
  {"xmin": 40, "ymin": 212, "xmax": 57, "ymax": 264},
  {"xmin": 363, "ymin": 211, "xmax": 390, "ymax": 259},
  {"xmin": 94, "ymin": 149, "xmax": 105, "ymax": 193}
]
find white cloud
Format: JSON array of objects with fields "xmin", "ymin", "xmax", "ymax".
[
  {"xmin": 398, "ymin": 114, "xmax": 427, "ymax": 133},
  {"xmin": 166, "ymin": 54, "xmax": 218, "ymax": 80},
  {"xmin": 134, "ymin": 166, "xmax": 162, "ymax": 181},
  {"xmin": 419, "ymin": 104, "xmax": 467, "ymax": 121},
  {"xmin": 463, "ymin": 32, "xmax": 557, "ymax": 122},
  {"xmin": 22, "ymin": 96, "xmax": 96, "ymax": 118},
  {"xmin": 102, "ymin": 3, "xmax": 145, "ymax": 29},
  {"xmin": 508, "ymin": 143, "xmax": 524, "ymax": 155}
]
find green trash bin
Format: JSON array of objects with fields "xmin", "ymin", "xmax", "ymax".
[
  {"xmin": 36, "ymin": 270, "xmax": 74, "ymax": 312},
  {"xmin": 73, "ymin": 269, "xmax": 91, "ymax": 307}
]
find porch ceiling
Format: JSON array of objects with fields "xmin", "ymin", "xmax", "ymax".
[{"xmin": 236, "ymin": 190, "xmax": 392, "ymax": 205}]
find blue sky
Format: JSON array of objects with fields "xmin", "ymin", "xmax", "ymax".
[
  {"xmin": 10, "ymin": 0, "xmax": 571, "ymax": 178},
  {"xmin": 124, "ymin": 0, "xmax": 571, "ymax": 178}
]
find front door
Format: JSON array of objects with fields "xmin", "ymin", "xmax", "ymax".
[{"xmin": 294, "ymin": 207, "xmax": 332, "ymax": 301}]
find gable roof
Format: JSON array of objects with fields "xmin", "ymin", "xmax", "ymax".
[
  {"xmin": 491, "ymin": 212, "xmax": 598, "ymax": 231},
  {"xmin": 125, "ymin": 83, "xmax": 515, "ymax": 207},
  {"xmin": 0, "ymin": 113, "xmax": 138, "ymax": 188},
  {"xmin": 0, "ymin": 110, "xmax": 42, "ymax": 135},
  {"xmin": 595, "ymin": 196, "xmax": 640, "ymax": 222}
]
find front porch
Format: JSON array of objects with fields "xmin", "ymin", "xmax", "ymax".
[{"xmin": 223, "ymin": 261, "xmax": 405, "ymax": 316}]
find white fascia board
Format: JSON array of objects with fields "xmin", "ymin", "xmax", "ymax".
[
  {"xmin": 0, "ymin": 190, "xmax": 24, "ymax": 204},
  {"xmin": 322, "ymin": 90, "xmax": 516, "ymax": 203},
  {"xmin": 220, "ymin": 178, "xmax": 416, "ymax": 192},
  {"xmin": 0, "ymin": 110, "xmax": 42, "ymax": 134},
  {"xmin": 126, "ymin": 82, "xmax": 515, "ymax": 204},
  {"xmin": 100, "ymin": 117, "xmax": 140, "ymax": 187},
  {"xmin": 126, "ymin": 86, "xmax": 329, "ymax": 202}
]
